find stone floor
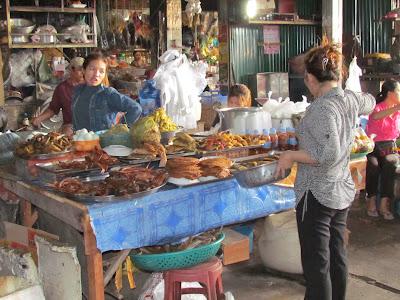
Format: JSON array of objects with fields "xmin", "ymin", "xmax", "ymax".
[{"xmin": 107, "ymin": 199, "xmax": 400, "ymax": 300}]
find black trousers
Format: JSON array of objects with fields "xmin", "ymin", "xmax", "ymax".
[
  {"xmin": 366, "ymin": 143, "xmax": 399, "ymax": 198},
  {"xmin": 296, "ymin": 192, "xmax": 349, "ymax": 300}
]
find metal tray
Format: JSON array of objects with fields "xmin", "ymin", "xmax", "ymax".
[
  {"xmin": 16, "ymin": 149, "xmax": 73, "ymax": 160},
  {"xmin": 233, "ymin": 160, "xmax": 290, "ymax": 188},
  {"xmin": 119, "ymin": 151, "xmax": 197, "ymax": 165},
  {"xmin": 167, "ymin": 175, "xmax": 232, "ymax": 188},
  {"xmin": 35, "ymin": 159, "xmax": 123, "ymax": 183},
  {"xmin": 35, "ymin": 158, "xmax": 122, "ymax": 175},
  {"xmin": 49, "ymin": 173, "xmax": 168, "ymax": 203}
]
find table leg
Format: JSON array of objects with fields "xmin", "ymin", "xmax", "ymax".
[
  {"xmin": 83, "ymin": 215, "xmax": 105, "ymax": 300},
  {"xmin": 20, "ymin": 199, "xmax": 38, "ymax": 228}
]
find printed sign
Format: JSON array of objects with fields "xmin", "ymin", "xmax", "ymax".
[{"xmin": 263, "ymin": 25, "xmax": 280, "ymax": 54}]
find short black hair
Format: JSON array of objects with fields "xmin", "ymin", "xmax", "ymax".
[{"xmin": 376, "ymin": 79, "xmax": 400, "ymax": 104}]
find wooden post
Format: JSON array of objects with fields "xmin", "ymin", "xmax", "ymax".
[
  {"xmin": 20, "ymin": 200, "xmax": 38, "ymax": 228},
  {"xmin": 218, "ymin": 0, "xmax": 230, "ymax": 91},
  {"xmin": 83, "ymin": 215, "xmax": 104, "ymax": 300},
  {"xmin": 0, "ymin": 47, "xmax": 4, "ymax": 106},
  {"xmin": 166, "ymin": 0, "xmax": 182, "ymax": 50},
  {"xmin": 322, "ymin": 0, "xmax": 343, "ymax": 45}
]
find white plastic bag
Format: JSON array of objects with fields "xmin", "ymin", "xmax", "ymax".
[
  {"xmin": 10, "ymin": 50, "xmax": 36, "ymax": 88},
  {"xmin": 293, "ymin": 95, "xmax": 309, "ymax": 114},
  {"xmin": 154, "ymin": 50, "xmax": 207, "ymax": 129},
  {"xmin": 258, "ymin": 210, "xmax": 303, "ymax": 274},
  {"xmin": 345, "ymin": 56, "xmax": 362, "ymax": 93}
]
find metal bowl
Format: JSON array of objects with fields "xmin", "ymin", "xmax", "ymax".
[
  {"xmin": 38, "ymin": 33, "xmax": 56, "ymax": 43},
  {"xmin": 12, "ymin": 35, "xmax": 30, "ymax": 43},
  {"xmin": 233, "ymin": 160, "xmax": 290, "ymax": 188},
  {"xmin": 10, "ymin": 19, "xmax": 35, "ymax": 34}
]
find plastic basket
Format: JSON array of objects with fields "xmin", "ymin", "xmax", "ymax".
[{"xmin": 131, "ymin": 233, "xmax": 225, "ymax": 272}]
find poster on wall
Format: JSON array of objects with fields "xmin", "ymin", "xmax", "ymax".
[{"xmin": 263, "ymin": 25, "xmax": 280, "ymax": 54}]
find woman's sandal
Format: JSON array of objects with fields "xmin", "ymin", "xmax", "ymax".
[
  {"xmin": 380, "ymin": 210, "xmax": 395, "ymax": 220},
  {"xmin": 367, "ymin": 209, "xmax": 379, "ymax": 217}
]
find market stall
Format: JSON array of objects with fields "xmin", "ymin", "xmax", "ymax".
[{"xmin": 0, "ymin": 124, "xmax": 370, "ymax": 299}]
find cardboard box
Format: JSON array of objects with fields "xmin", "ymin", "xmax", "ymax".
[
  {"xmin": 232, "ymin": 224, "xmax": 255, "ymax": 253},
  {"xmin": 1, "ymin": 221, "xmax": 59, "ymax": 262},
  {"xmin": 221, "ymin": 228, "xmax": 250, "ymax": 265}
]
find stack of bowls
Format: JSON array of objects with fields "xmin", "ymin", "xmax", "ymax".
[{"xmin": 10, "ymin": 19, "xmax": 35, "ymax": 43}]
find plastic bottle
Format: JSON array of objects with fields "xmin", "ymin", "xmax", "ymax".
[
  {"xmin": 287, "ymin": 127, "xmax": 298, "ymax": 150},
  {"xmin": 262, "ymin": 129, "xmax": 272, "ymax": 150},
  {"xmin": 269, "ymin": 128, "xmax": 278, "ymax": 150},
  {"xmin": 278, "ymin": 127, "xmax": 289, "ymax": 151}
]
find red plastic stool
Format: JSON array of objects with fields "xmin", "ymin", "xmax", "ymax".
[{"xmin": 164, "ymin": 257, "xmax": 224, "ymax": 300}]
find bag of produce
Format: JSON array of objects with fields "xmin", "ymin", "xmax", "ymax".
[
  {"xmin": 100, "ymin": 124, "xmax": 132, "ymax": 148},
  {"xmin": 130, "ymin": 117, "xmax": 161, "ymax": 148},
  {"xmin": 352, "ymin": 127, "xmax": 375, "ymax": 154}
]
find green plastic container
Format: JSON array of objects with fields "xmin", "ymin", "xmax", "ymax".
[
  {"xmin": 350, "ymin": 151, "xmax": 370, "ymax": 160},
  {"xmin": 131, "ymin": 233, "xmax": 225, "ymax": 272},
  {"xmin": 99, "ymin": 131, "xmax": 132, "ymax": 148}
]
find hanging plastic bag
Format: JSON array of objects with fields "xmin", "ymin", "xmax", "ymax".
[
  {"xmin": 153, "ymin": 50, "xmax": 207, "ymax": 129},
  {"xmin": 37, "ymin": 53, "xmax": 52, "ymax": 83},
  {"xmin": 345, "ymin": 56, "xmax": 362, "ymax": 92},
  {"xmin": 10, "ymin": 50, "xmax": 35, "ymax": 88}
]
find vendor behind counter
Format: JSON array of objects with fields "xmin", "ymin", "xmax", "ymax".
[{"xmin": 72, "ymin": 52, "xmax": 142, "ymax": 132}]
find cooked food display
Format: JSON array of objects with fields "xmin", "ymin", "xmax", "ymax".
[
  {"xmin": 52, "ymin": 166, "xmax": 168, "ymax": 197},
  {"xmin": 199, "ymin": 157, "xmax": 233, "ymax": 178},
  {"xmin": 166, "ymin": 157, "xmax": 202, "ymax": 180},
  {"xmin": 129, "ymin": 141, "xmax": 167, "ymax": 167},
  {"xmin": 15, "ymin": 132, "xmax": 72, "ymax": 158},
  {"xmin": 166, "ymin": 132, "xmax": 197, "ymax": 154},
  {"xmin": 197, "ymin": 132, "xmax": 267, "ymax": 151},
  {"xmin": 57, "ymin": 148, "xmax": 118, "ymax": 173}
]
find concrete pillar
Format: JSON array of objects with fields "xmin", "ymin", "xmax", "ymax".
[{"xmin": 322, "ymin": 0, "xmax": 343, "ymax": 45}]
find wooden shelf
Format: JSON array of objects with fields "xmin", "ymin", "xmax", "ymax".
[
  {"xmin": 6, "ymin": 0, "xmax": 97, "ymax": 49},
  {"xmin": 10, "ymin": 6, "xmax": 95, "ymax": 13},
  {"xmin": 249, "ymin": 19, "xmax": 320, "ymax": 26},
  {"xmin": 9, "ymin": 42, "xmax": 97, "ymax": 49}
]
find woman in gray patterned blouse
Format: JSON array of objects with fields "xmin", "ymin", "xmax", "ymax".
[{"xmin": 275, "ymin": 44, "xmax": 375, "ymax": 300}]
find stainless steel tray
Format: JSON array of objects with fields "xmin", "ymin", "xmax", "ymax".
[
  {"xmin": 16, "ymin": 149, "xmax": 73, "ymax": 160},
  {"xmin": 197, "ymin": 145, "xmax": 262, "ymax": 155},
  {"xmin": 119, "ymin": 151, "xmax": 197, "ymax": 165},
  {"xmin": 167, "ymin": 175, "xmax": 232, "ymax": 188},
  {"xmin": 35, "ymin": 159, "xmax": 122, "ymax": 175},
  {"xmin": 49, "ymin": 173, "xmax": 168, "ymax": 203},
  {"xmin": 232, "ymin": 156, "xmax": 289, "ymax": 188}
]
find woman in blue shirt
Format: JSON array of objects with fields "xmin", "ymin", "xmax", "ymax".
[{"xmin": 72, "ymin": 52, "xmax": 142, "ymax": 132}]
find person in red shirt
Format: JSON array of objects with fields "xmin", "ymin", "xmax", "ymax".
[{"xmin": 32, "ymin": 57, "xmax": 84, "ymax": 137}]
